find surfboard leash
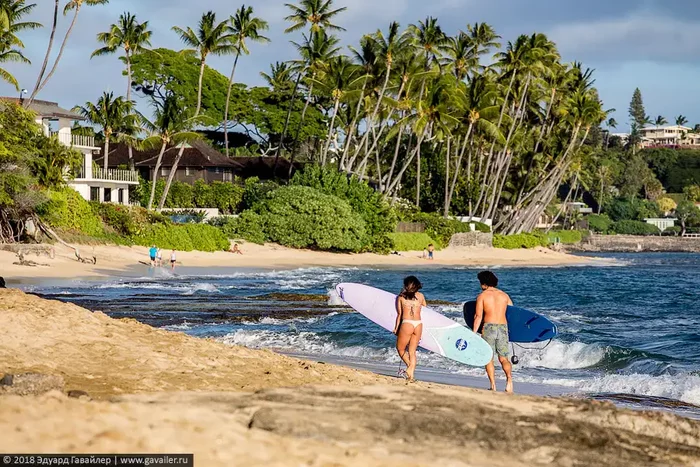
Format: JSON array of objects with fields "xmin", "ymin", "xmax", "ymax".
[{"xmin": 510, "ymin": 339, "xmax": 554, "ymax": 365}]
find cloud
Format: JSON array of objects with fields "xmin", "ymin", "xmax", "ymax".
[{"xmin": 548, "ymin": 13, "xmax": 700, "ymax": 63}]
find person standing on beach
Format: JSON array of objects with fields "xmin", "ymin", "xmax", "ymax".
[
  {"xmin": 156, "ymin": 248, "xmax": 163, "ymax": 267},
  {"xmin": 428, "ymin": 244, "xmax": 435, "ymax": 260},
  {"xmin": 393, "ymin": 276, "xmax": 425, "ymax": 382},
  {"xmin": 472, "ymin": 271, "xmax": 514, "ymax": 393},
  {"xmin": 149, "ymin": 245, "xmax": 157, "ymax": 267},
  {"xmin": 170, "ymin": 250, "xmax": 177, "ymax": 270}
]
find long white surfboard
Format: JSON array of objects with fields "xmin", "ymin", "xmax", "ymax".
[{"xmin": 336, "ymin": 283, "xmax": 493, "ymax": 367}]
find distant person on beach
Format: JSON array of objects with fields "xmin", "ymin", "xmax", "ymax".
[
  {"xmin": 170, "ymin": 250, "xmax": 177, "ymax": 270},
  {"xmin": 472, "ymin": 270, "xmax": 514, "ymax": 393},
  {"xmin": 149, "ymin": 246, "xmax": 157, "ymax": 267},
  {"xmin": 0, "ymin": 276, "xmax": 5, "ymax": 288},
  {"xmin": 428, "ymin": 244, "xmax": 434, "ymax": 260},
  {"xmin": 156, "ymin": 248, "xmax": 163, "ymax": 267},
  {"xmin": 230, "ymin": 243, "xmax": 243, "ymax": 255},
  {"xmin": 393, "ymin": 276, "xmax": 425, "ymax": 382},
  {"xmin": 422, "ymin": 248, "xmax": 428, "ymax": 259}
]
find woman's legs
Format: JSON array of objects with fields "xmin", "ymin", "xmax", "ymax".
[
  {"xmin": 396, "ymin": 324, "xmax": 413, "ymax": 368},
  {"xmin": 406, "ymin": 324, "xmax": 423, "ymax": 380}
]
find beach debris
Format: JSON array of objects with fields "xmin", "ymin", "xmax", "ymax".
[
  {"xmin": 13, "ymin": 252, "xmax": 49, "ymax": 267},
  {"xmin": 0, "ymin": 373, "xmax": 65, "ymax": 396},
  {"xmin": 67, "ymin": 390, "xmax": 91, "ymax": 400}
]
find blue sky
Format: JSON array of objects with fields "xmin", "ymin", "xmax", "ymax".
[{"xmin": 3, "ymin": 0, "xmax": 700, "ymax": 128}]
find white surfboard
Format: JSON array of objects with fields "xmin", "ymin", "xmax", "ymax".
[{"xmin": 336, "ymin": 283, "xmax": 493, "ymax": 367}]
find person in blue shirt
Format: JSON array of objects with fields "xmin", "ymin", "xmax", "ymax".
[{"xmin": 149, "ymin": 245, "xmax": 157, "ymax": 267}]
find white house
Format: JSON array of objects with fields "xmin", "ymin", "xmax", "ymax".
[
  {"xmin": 640, "ymin": 125, "xmax": 700, "ymax": 148},
  {"xmin": 644, "ymin": 218, "xmax": 677, "ymax": 231},
  {"xmin": 12, "ymin": 98, "xmax": 138, "ymax": 205}
]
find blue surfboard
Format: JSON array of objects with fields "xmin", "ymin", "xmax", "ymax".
[{"xmin": 462, "ymin": 301, "xmax": 557, "ymax": 343}]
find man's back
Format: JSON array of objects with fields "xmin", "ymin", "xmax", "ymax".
[{"xmin": 477, "ymin": 288, "xmax": 511, "ymax": 325}]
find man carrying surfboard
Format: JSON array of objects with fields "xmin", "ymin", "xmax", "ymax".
[{"xmin": 473, "ymin": 271, "xmax": 514, "ymax": 393}]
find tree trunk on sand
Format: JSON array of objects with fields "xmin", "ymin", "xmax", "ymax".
[
  {"xmin": 28, "ymin": 6, "xmax": 81, "ymax": 105},
  {"xmin": 148, "ymin": 141, "xmax": 167, "ymax": 211},
  {"xmin": 27, "ymin": 0, "xmax": 59, "ymax": 107},
  {"xmin": 224, "ymin": 52, "xmax": 241, "ymax": 157}
]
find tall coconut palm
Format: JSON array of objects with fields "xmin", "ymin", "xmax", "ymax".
[
  {"xmin": 260, "ymin": 61, "xmax": 294, "ymax": 91},
  {"xmin": 0, "ymin": 0, "xmax": 40, "ymax": 89},
  {"xmin": 466, "ymin": 22, "xmax": 500, "ymax": 66},
  {"xmin": 72, "ymin": 92, "xmax": 139, "ymax": 171},
  {"xmin": 27, "ymin": 0, "xmax": 109, "ymax": 106},
  {"xmin": 91, "ymin": 12, "xmax": 152, "ymax": 99},
  {"xmin": 172, "ymin": 11, "xmax": 235, "ymax": 117},
  {"xmin": 654, "ymin": 115, "xmax": 667, "ymax": 128},
  {"xmin": 676, "ymin": 115, "xmax": 688, "ymax": 127},
  {"xmin": 284, "ymin": 0, "xmax": 347, "ymax": 33},
  {"xmin": 141, "ymin": 96, "xmax": 201, "ymax": 210},
  {"xmin": 223, "ymin": 5, "xmax": 269, "ymax": 156}
]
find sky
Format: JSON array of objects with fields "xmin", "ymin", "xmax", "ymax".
[{"xmin": 3, "ymin": 0, "xmax": 700, "ymax": 129}]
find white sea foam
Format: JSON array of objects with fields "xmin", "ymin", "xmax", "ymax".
[
  {"xmin": 94, "ymin": 281, "xmax": 220, "ymax": 295},
  {"xmin": 326, "ymin": 289, "xmax": 347, "ymax": 306},
  {"xmin": 516, "ymin": 341, "xmax": 606, "ymax": 370}
]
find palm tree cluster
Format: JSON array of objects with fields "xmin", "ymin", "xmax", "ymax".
[
  {"xmin": 277, "ymin": 2, "xmax": 607, "ymax": 233},
  {"xmin": 0, "ymin": 0, "xmax": 40, "ymax": 89}
]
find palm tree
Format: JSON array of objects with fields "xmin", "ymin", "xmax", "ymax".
[
  {"xmin": 91, "ymin": 12, "xmax": 152, "ymax": 99},
  {"xmin": 223, "ymin": 5, "xmax": 269, "ymax": 156},
  {"xmin": 654, "ymin": 115, "xmax": 667, "ymax": 128},
  {"xmin": 172, "ymin": 11, "xmax": 235, "ymax": 117},
  {"xmin": 676, "ymin": 115, "xmax": 688, "ymax": 127},
  {"xmin": 604, "ymin": 117, "xmax": 617, "ymax": 148},
  {"xmin": 72, "ymin": 92, "xmax": 138, "ymax": 171},
  {"xmin": 141, "ymin": 96, "xmax": 201, "ymax": 210},
  {"xmin": 260, "ymin": 61, "xmax": 294, "ymax": 91},
  {"xmin": 466, "ymin": 22, "xmax": 500, "ymax": 65},
  {"xmin": 0, "ymin": 0, "xmax": 40, "ymax": 89},
  {"xmin": 284, "ymin": 0, "xmax": 347, "ymax": 33},
  {"xmin": 27, "ymin": 0, "xmax": 109, "ymax": 107}
]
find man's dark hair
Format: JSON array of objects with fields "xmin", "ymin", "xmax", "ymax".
[{"xmin": 477, "ymin": 271, "xmax": 498, "ymax": 287}]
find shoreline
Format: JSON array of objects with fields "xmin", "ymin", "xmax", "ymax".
[
  {"xmin": 2, "ymin": 241, "xmax": 615, "ymax": 284},
  {"xmin": 1, "ymin": 288, "xmax": 700, "ymax": 465}
]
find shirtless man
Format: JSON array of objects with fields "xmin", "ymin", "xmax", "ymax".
[{"xmin": 473, "ymin": 270, "xmax": 514, "ymax": 393}]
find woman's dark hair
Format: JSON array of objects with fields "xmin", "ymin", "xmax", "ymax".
[
  {"xmin": 400, "ymin": 275, "xmax": 422, "ymax": 300},
  {"xmin": 477, "ymin": 270, "xmax": 498, "ymax": 287}
]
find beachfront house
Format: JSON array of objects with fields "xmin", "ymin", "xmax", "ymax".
[
  {"xmin": 6, "ymin": 98, "xmax": 138, "ymax": 205},
  {"xmin": 640, "ymin": 125, "xmax": 700, "ymax": 149},
  {"xmin": 644, "ymin": 218, "xmax": 677, "ymax": 231},
  {"xmin": 99, "ymin": 141, "xmax": 303, "ymax": 182}
]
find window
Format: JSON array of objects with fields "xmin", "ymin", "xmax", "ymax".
[
  {"xmin": 185, "ymin": 167, "xmax": 191, "ymax": 176},
  {"xmin": 161, "ymin": 167, "xmax": 170, "ymax": 176},
  {"xmin": 215, "ymin": 167, "xmax": 221, "ymax": 174},
  {"xmin": 90, "ymin": 187, "xmax": 99, "ymax": 201},
  {"xmin": 118, "ymin": 188, "xmax": 124, "ymax": 204},
  {"xmin": 223, "ymin": 169, "xmax": 232, "ymax": 182},
  {"xmin": 103, "ymin": 188, "xmax": 111, "ymax": 202}
]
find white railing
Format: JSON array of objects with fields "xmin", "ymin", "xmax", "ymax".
[
  {"xmin": 50, "ymin": 131, "xmax": 96, "ymax": 148},
  {"xmin": 682, "ymin": 233, "xmax": 700, "ymax": 238},
  {"xmin": 76, "ymin": 167, "xmax": 139, "ymax": 183}
]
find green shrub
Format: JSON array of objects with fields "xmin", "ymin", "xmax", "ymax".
[
  {"xmin": 587, "ymin": 214, "xmax": 613, "ymax": 233},
  {"xmin": 132, "ymin": 223, "xmax": 228, "ymax": 252},
  {"xmin": 38, "ymin": 188, "xmax": 104, "ymax": 237},
  {"xmin": 605, "ymin": 198, "xmax": 660, "ymax": 221},
  {"xmin": 91, "ymin": 202, "xmax": 139, "ymax": 236},
  {"xmin": 168, "ymin": 181, "xmax": 194, "ymax": 208},
  {"xmin": 493, "ymin": 232, "xmax": 549, "ymax": 249},
  {"xmin": 546, "ymin": 230, "xmax": 583, "ymax": 245},
  {"xmin": 473, "ymin": 222, "xmax": 491, "ymax": 233},
  {"xmin": 611, "ymin": 220, "xmax": 660, "ymax": 236},
  {"xmin": 256, "ymin": 185, "xmax": 367, "ymax": 251},
  {"xmin": 291, "ymin": 166, "xmax": 397, "ymax": 251},
  {"xmin": 407, "ymin": 213, "xmax": 478, "ymax": 248},
  {"xmin": 387, "ymin": 233, "xmax": 437, "ymax": 252},
  {"xmin": 242, "ymin": 176, "xmax": 278, "ymax": 210},
  {"xmin": 210, "ymin": 181, "xmax": 244, "ymax": 214},
  {"xmin": 663, "ymin": 226, "xmax": 681, "ymax": 236},
  {"xmin": 215, "ymin": 211, "xmax": 266, "ymax": 244}
]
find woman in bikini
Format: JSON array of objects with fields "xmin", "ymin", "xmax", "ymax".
[{"xmin": 393, "ymin": 276, "xmax": 425, "ymax": 381}]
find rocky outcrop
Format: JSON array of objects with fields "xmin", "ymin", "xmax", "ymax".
[{"xmin": 449, "ymin": 231, "xmax": 493, "ymax": 248}]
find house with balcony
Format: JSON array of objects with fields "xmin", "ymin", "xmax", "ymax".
[
  {"xmin": 9, "ymin": 98, "xmax": 138, "ymax": 205},
  {"xmin": 640, "ymin": 125, "xmax": 700, "ymax": 149}
]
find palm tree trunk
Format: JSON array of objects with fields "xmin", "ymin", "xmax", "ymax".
[
  {"xmin": 385, "ymin": 122, "xmax": 405, "ymax": 193},
  {"xmin": 158, "ymin": 146, "xmax": 185, "ymax": 210},
  {"xmin": 339, "ymin": 78, "xmax": 367, "ymax": 171},
  {"xmin": 443, "ymin": 137, "xmax": 452, "ymax": 217},
  {"xmin": 28, "ymin": 6, "xmax": 81, "ymax": 105},
  {"xmin": 148, "ymin": 141, "xmax": 167, "ymax": 210},
  {"xmin": 224, "ymin": 52, "xmax": 241, "ymax": 157},
  {"xmin": 415, "ymin": 147, "xmax": 421, "ymax": 207},
  {"xmin": 291, "ymin": 75, "xmax": 316, "ymax": 154},
  {"xmin": 322, "ymin": 97, "xmax": 341, "ymax": 165},
  {"xmin": 195, "ymin": 57, "xmax": 206, "ymax": 117},
  {"xmin": 275, "ymin": 71, "xmax": 303, "ymax": 163},
  {"xmin": 103, "ymin": 134, "xmax": 110, "ymax": 171},
  {"xmin": 126, "ymin": 52, "xmax": 135, "ymax": 170},
  {"xmin": 27, "ymin": 0, "xmax": 59, "ymax": 107},
  {"xmin": 386, "ymin": 125, "xmax": 429, "ymax": 196},
  {"xmin": 447, "ymin": 122, "xmax": 474, "ymax": 212}
]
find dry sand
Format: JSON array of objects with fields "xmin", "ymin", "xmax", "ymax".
[
  {"xmin": 1, "ymin": 241, "xmax": 607, "ymax": 283},
  {"xmin": 1, "ymin": 288, "xmax": 699, "ymax": 466}
]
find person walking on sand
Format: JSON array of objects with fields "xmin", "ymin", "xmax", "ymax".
[
  {"xmin": 428, "ymin": 244, "xmax": 435, "ymax": 260},
  {"xmin": 156, "ymin": 248, "xmax": 163, "ymax": 267},
  {"xmin": 472, "ymin": 271, "xmax": 514, "ymax": 393},
  {"xmin": 149, "ymin": 245, "xmax": 157, "ymax": 267},
  {"xmin": 393, "ymin": 276, "xmax": 425, "ymax": 382},
  {"xmin": 170, "ymin": 250, "xmax": 177, "ymax": 270}
]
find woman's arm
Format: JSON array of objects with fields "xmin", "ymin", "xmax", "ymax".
[{"xmin": 393, "ymin": 297, "xmax": 403, "ymax": 334}]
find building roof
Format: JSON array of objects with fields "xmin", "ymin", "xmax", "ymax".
[
  {"xmin": 641, "ymin": 125, "xmax": 692, "ymax": 132},
  {"xmin": 95, "ymin": 141, "xmax": 243, "ymax": 169},
  {"xmin": 0, "ymin": 97, "xmax": 84, "ymax": 120}
]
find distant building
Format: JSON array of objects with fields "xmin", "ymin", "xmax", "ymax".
[
  {"xmin": 3, "ymin": 98, "xmax": 138, "ymax": 205},
  {"xmin": 640, "ymin": 125, "xmax": 700, "ymax": 149},
  {"xmin": 98, "ymin": 141, "xmax": 303, "ymax": 183},
  {"xmin": 644, "ymin": 218, "xmax": 677, "ymax": 231}
]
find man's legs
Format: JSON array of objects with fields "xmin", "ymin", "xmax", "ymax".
[
  {"xmin": 484, "ymin": 360, "xmax": 497, "ymax": 391},
  {"xmin": 498, "ymin": 356, "xmax": 513, "ymax": 393}
]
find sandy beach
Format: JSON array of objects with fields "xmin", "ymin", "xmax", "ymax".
[
  {"xmin": 1, "ymin": 241, "xmax": 608, "ymax": 283},
  {"xmin": 1, "ymin": 288, "xmax": 699, "ymax": 466}
]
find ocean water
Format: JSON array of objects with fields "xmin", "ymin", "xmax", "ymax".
[{"xmin": 30, "ymin": 252, "xmax": 700, "ymax": 412}]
